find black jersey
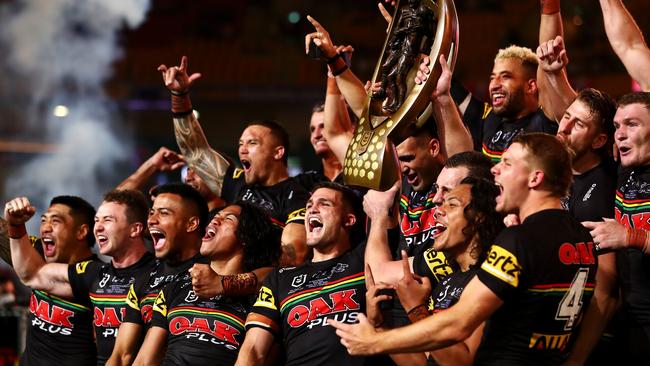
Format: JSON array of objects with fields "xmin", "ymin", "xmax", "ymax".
[
  {"xmin": 246, "ymin": 243, "xmax": 366, "ymax": 366},
  {"xmin": 22, "ymin": 258, "xmax": 98, "ymax": 366},
  {"xmin": 412, "ymin": 246, "xmax": 455, "ymax": 311},
  {"xmin": 67, "ymin": 252, "xmax": 155, "ymax": 365},
  {"xmin": 464, "ymin": 102, "xmax": 557, "ymax": 162},
  {"xmin": 475, "ymin": 209, "xmax": 596, "ymax": 365},
  {"xmin": 398, "ymin": 178, "xmax": 438, "ymax": 256},
  {"xmin": 614, "ymin": 166, "xmax": 650, "ymax": 326},
  {"xmin": 150, "ymin": 269, "xmax": 250, "ymax": 366},
  {"xmin": 123, "ymin": 255, "xmax": 199, "ymax": 329},
  {"xmin": 221, "ymin": 167, "xmax": 325, "ymax": 229},
  {"xmin": 563, "ymin": 160, "xmax": 616, "ymax": 222},
  {"xmin": 431, "ymin": 268, "xmax": 477, "ymax": 312}
]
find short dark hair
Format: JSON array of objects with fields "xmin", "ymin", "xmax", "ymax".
[
  {"xmin": 445, "ymin": 151, "xmax": 494, "ymax": 181},
  {"xmin": 460, "ymin": 177, "xmax": 504, "ymax": 265},
  {"xmin": 103, "ymin": 189, "xmax": 149, "ymax": 226},
  {"xmin": 234, "ymin": 201, "xmax": 282, "ymax": 271},
  {"xmin": 50, "ymin": 196, "xmax": 95, "ymax": 247},
  {"xmin": 513, "ymin": 133, "xmax": 573, "ymax": 197},
  {"xmin": 151, "ymin": 183, "xmax": 209, "ymax": 237},
  {"xmin": 618, "ymin": 92, "xmax": 650, "ymax": 112},
  {"xmin": 575, "ymin": 88, "xmax": 616, "ymax": 156},
  {"xmin": 312, "ymin": 103, "xmax": 325, "ymax": 114},
  {"xmin": 311, "ymin": 182, "xmax": 365, "ymax": 245},
  {"xmin": 246, "ymin": 120, "xmax": 291, "ymax": 165},
  {"xmin": 404, "ymin": 115, "xmax": 439, "ymax": 140}
]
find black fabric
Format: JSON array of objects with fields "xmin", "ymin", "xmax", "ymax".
[
  {"xmin": 247, "ymin": 243, "xmax": 367, "ymax": 366},
  {"xmin": 150, "ymin": 269, "xmax": 250, "ymax": 366},
  {"xmin": 475, "ymin": 209, "xmax": 596, "ymax": 365},
  {"xmin": 563, "ymin": 159, "xmax": 617, "ymax": 222},
  {"xmin": 21, "ymin": 256, "xmax": 99, "ymax": 366},
  {"xmin": 67, "ymin": 252, "xmax": 155, "ymax": 365}
]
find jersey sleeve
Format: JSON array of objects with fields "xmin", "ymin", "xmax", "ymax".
[
  {"xmin": 245, "ymin": 270, "xmax": 281, "ymax": 337},
  {"xmin": 221, "ymin": 165, "xmax": 245, "ymax": 204},
  {"xmin": 412, "ymin": 246, "xmax": 454, "ymax": 286},
  {"xmin": 150, "ymin": 286, "xmax": 170, "ymax": 330},
  {"xmin": 123, "ymin": 281, "xmax": 145, "ymax": 325},
  {"xmin": 67, "ymin": 260, "xmax": 101, "ymax": 307},
  {"xmin": 283, "ymin": 186, "xmax": 310, "ymax": 226},
  {"xmin": 476, "ymin": 228, "xmax": 525, "ymax": 301}
]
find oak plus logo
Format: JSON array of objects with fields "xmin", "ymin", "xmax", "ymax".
[{"xmin": 29, "ymin": 294, "xmax": 75, "ymax": 335}]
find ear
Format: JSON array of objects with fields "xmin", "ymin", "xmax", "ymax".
[
  {"xmin": 343, "ymin": 213, "xmax": 357, "ymax": 228},
  {"xmin": 273, "ymin": 146, "xmax": 286, "ymax": 162},
  {"xmin": 130, "ymin": 222, "xmax": 144, "ymax": 238},
  {"xmin": 76, "ymin": 224, "xmax": 89, "ymax": 243},
  {"xmin": 591, "ymin": 133, "xmax": 608, "ymax": 150},
  {"xmin": 528, "ymin": 169, "xmax": 545, "ymax": 189},
  {"xmin": 186, "ymin": 216, "xmax": 200, "ymax": 234},
  {"xmin": 428, "ymin": 138, "xmax": 441, "ymax": 158},
  {"xmin": 527, "ymin": 78, "xmax": 538, "ymax": 96}
]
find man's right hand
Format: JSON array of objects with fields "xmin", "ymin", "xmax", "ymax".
[
  {"xmin": 306, "ymin": 16, "xmax": 338, "ymax": 60},
  {"xmin": 147, "ymin": 147, "xmax": 185, "ymax": 172},
  {"xmin": 363, "ymin": 180, "xmax": 400, "ymax": 220},
  {"xmin": 4, "ymin": 197, "xmax": 36, "ymax": 226},
  {"xmin": 536, "ymin": 36, "xmax": 569, "ymax": 74},
  {"xmin": 157, "ymin": 56, "xmax": 202, "ymax": 94}
]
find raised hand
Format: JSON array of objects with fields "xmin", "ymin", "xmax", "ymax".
[
  {"xmin": 394, "ymin": 250, "xmax": 431, "ymax": 314},
  {"xmin": 306, "ymin": 15, "xmax": 337, "ymax": 59},
  {"xmin": 4, "ymin": 197, "xmax": 36, "ymax": 226},
  {"xmin": 363, "ymin": 180, "xmax": 400, "ymax": 220},
  {"xmin": 582, "ymin": 219, "xmax": 627, "ymax": 252},
  {"xmin": 157, "ymin": 56, "xmax": 202, "ymax": 94},
  {"xmin": 378, "ymin": 0, "xmax": 397, "ymax": 32},
  {"xmin": 148, "ymin": 147, "xmax": 185, "ymax": 172},
  {"xmin": 415, "ymin": 55, "xmax": 453, "ymax": 102},
  {"xmin": 537, "ymin": 36, "xmax": 569, "ymax": 74},
  {"xmin": 364, "ymin": 264, "xmax": 393, "ymax": 328}
]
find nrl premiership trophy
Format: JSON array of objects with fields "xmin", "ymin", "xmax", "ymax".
[{"xmin": 343, "ymin": 0, "xmax": 458, "ymax": 190}]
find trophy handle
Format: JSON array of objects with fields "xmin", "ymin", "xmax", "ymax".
[{"xmin": 343, "ymin": 0, "xmax": 459, "ymax": 191}]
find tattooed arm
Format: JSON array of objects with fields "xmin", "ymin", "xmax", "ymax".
[
  {"xmin": 0, "ymin": 217, "xmax": 10, "ymax": 265},
  {"xmin": 159, "ymin": 56, "xmax": 231, "ymax": 198}
]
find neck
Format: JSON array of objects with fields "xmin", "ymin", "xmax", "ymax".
[
  {"xmin": 321, "ymin": 154, "xmax": 343, "ymax": 181},
  {"xmin": 518, "ymin": 192, "xmax": 562, "ymax": 222},
  {"xmin": 169, "ymin": 238, "xmax": 200, "ymax": 265},
  {"xmin": 508, "ymin": 102, "xmax": 538, "ymax": 122},
  {"xmin": 210, "ymin": 251, "xmax": 244, "ymax": 276},
  {"xmin": 111, "ymin": 239, "xmax": 148, "ymax": 268},
  {"xmin": 67, "ymin": 245, "xmax": 93, "ymax": 264},
  {"xmin": 312, "ymin": 237, "xmax": 351, "ymax": 262},
  {"xmin": 262, "ymin": 165, "xmax": 289, "ymax": 186},
  {"xmin": 453, "ymin": 240, "xmax": 478, "ymax": 272},
  {"xmin": 572, "ymin": 152, "xmax": 602, "ymax": 175}
]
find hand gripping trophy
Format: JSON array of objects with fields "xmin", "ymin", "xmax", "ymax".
[{"xmin": 349, "ymin": 0, "xmax": 458, "ymax": 190}]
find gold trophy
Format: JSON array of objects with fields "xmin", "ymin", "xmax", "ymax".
[{"xmin": 343, "ymin": 0, "xmax": 458, "ymax": 190}]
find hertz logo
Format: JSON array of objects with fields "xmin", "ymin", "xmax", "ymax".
[
  {"xmin": 424, "ymin": 248, "xmax": 453, "ymax": 283},
  {"xmin": 287, "ymin": 208, "xmax": 306, "ymax": 223},
  {"xmin": 254, "ymin": 286, "xmax": 277, "ymax": 310},
  {"xmin": 481, "ymin": 245, "xmax": 521, "ymax": 287},
  {"xmin": 529, "ymin": 332, "xmax": 571, "ymax": 351}
]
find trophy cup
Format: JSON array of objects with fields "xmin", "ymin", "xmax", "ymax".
[{"xmin": 342, "ymin": 0, "xmax": 458, "ymax": 190}]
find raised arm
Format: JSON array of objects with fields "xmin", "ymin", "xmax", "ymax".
[
  {"xmin": 415, "ymin": 55, "xmax": 473, "ymax": 157},
  {"xmin": 116, "ymin": 147, "xmax": 185, "ymax": 191},
  {"xmin": 323, "ymin": 46, "xmax": 355, "ymax": 165},
  {"xmin": 158, "ymin": 56, "xmax": 231, "ymax": 197},
  {"xmin": 0, "ymin": 217, "xmax": 10, "ymax": 265},
  {"xmin": 536, "ymin": 36, "xmax": 577, "ymax": 122},
  {"xmin": 4, "ymin": 197, "xmax": 72, "ymax": 297},
  {"xmin": 599, "ymin": 0, "xmax": 650, "ymax": 91},
  {"xmin": 306, "ymin": 16, "xmax": 368, "ymax": 118},
  {"xmin": 537, "ymin": 0, "xmax": 566, "ymax": 120}
]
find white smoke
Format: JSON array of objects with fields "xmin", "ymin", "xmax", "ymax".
[{"xmin": 0, "ymin": 0, "xmax": 151, "ymax": 231}]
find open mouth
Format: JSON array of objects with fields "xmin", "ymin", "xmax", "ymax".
[
  {"xmin": 433, "ymin": 222, "xmax": 447, "ymax": 238},
  {"xmin": 405, "ymin": 172, "xmax": 418, "ymax": 185},
  {"xmin": 308, "ymin": 217, "xmax": 323, "ymax": 234},
  {"xmin": 42, "ymin": 238, "xmax": 56, "ymax": 257},
  {"xmin": 241, "ymin": 159, "xmax": 252, "ymax": 172},
  {"xmin": 149, "ymin": 229, "xmax": 167, "ymax": 250},
  {"xmin": 492, "ymin": 92, "xmax": 505, "ymax": 107},
  {"xmin": 202, "ymin": 227, "xmax": 216, "ymax": 241},
  {"xmin": 618, "ymin": 146, "xmax": 631, "ymax": 156},
  {"xmin": 96, "ymin": 234, "xmax": 108, "ymax": 248}
]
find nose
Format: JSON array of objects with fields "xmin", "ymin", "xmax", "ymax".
[
  {"xmin": 614, "ymin": 126, "xmax": 626, "ymax": 142},
  {"xmin": 558, "ymin": 119, "xmax": 573, "ymax": 137},
  {"xmin": 432, "ymin": 189, "xmax": 444, "ymax": 206},
  {"xmin": 434, "ymin": 205, "xmax": 445, "ymax": 220},
  {"xmin": 491, "ymin": 163, "xmax": 500, "ymax": 177}
]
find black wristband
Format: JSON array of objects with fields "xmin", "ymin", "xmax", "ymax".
[
  {"xmin": 170, "ymin": 89, "xmax": 189, "ymax": 96},
  {"xmin": 327, "ymin": 53, "xmax": 342, "ymax": 64}
]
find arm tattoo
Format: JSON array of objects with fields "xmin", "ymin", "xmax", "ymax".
[
  {"xmin": 221, "ymin": 272, "xmax": 258, "ymax": 297},
  {"xmin": 173, "ymin": 113, "xmax": 230, "ymax": 197},
  {"xmin": 407, "ymin": 304, "xmax": 431, "ymax": 323},
  {"xmin": 0, "ymin": 218, "xmax": 11, "ymax": 266},
  {"xmin": 280, "ymin": 243, "xmax": 297, "ymax": 267}
]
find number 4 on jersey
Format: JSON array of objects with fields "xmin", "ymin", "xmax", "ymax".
[{"xmin": 555, "ymin": 268, "xmax": 589, "ymax": 331}]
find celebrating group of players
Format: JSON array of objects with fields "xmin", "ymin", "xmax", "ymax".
[{"xmin": 3, "ymin": 0, "xmax": 650, "ymax": 364}]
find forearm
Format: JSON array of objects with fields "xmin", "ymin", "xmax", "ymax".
[
  {"xmin": 389, "ymin": 352, "xmax": 428, "ymax": 366},
  {"xmin": 335, "ymin": 69, "xmax": 367, "ymax": 118},
  {"xmin": 432, "ymin": 94, "xmax": 473, "ymax": 157},
  {"xmin": 542, "ymin": 70, "xmax": 577, "ymax": 122},
  {"xmin": 625, "ymin": 228, "xmax": 650, "ymax": 255},
  {"xmin": 366, "ymin": 216, "xmax": 402, "ymax": 284},
  {"xmin": 116, "ymin": 156, "xmax": 162, "ymax": 191},
  {"xmin": 172, "ymin": 112, "xmax": 230, "ymax": 197},
  {"xmin": 222, "ymin": 267, "xmax": 273, "ymax": 297},
  {"xmin": 538, "ymin": 2, "xmax": 567, "ymax": 119},
  {"xmin": 9, "ymin": 234, "xmax": 46, "ymax": 285},
  {"xmin": 567, "ymin": 290, "xmax": 618, "ymax": 363},
  {"xmin": 0, "ymin": 218, "xmax": 10, "ymax": 265},
  {"xmin": 324, "ymin": 77, "xmax": 354, "ymax": 164},
  {"xmin": 280, "ymin": 223, "xmax": 308, "ymax": 267}
]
